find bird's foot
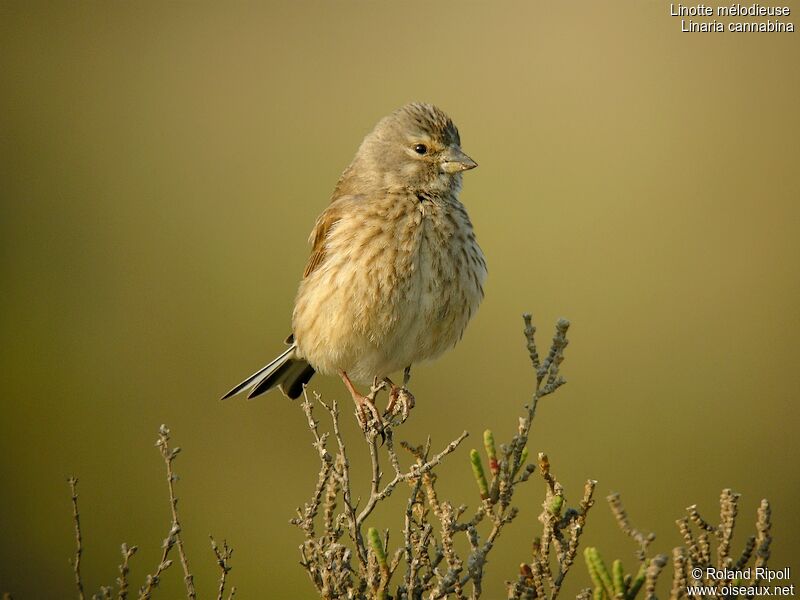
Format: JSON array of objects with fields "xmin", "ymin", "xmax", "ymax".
[
  {"xmin": 385, "ymin": 382, "xmax": 415, "ymax": 425},
  {"xmin": 354, "ymin": 393, "xmax": 385, "ymax": 438},
  {"xmin": 340, "ymin": 371, "xmax": 386, "ymax": 439}
]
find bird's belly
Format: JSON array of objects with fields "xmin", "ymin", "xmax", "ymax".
[
  {"xmin": 385, "ymin": 234, "xmax": 478, "ymax": 367},
  {"xmin": 292, "ymin": 203, "xmax": 486, "ymax": 383}
]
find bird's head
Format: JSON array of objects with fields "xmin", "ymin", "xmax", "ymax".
[{"xmin": 350, "ymin": 103, "xmax": 477, "ymax": 196}]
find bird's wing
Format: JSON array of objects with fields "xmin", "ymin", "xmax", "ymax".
[{"xmin": 303, "ymin": 195, "xmax": 360, "ymax": 278}]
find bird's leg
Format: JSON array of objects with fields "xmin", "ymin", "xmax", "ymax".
[
  {"xmin": 384, "ymin": 377, "xmax": 398, "ymax": 413},
  {"xmin": 384, "ymin": 366, "xmax": 415, "ymax": 423},
  {"xmin": 339, "ymin": 371, "xmax": 384, "ymax": 432}
]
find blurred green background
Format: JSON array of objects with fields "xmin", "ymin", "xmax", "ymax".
[{"xmin": 1, "ymin": 2, "xmax": 798, "ymax": 598}]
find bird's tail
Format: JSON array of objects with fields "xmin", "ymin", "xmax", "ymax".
[{"xmin": 221, "ymin": 341, "xmax": 315, "ymax": 401}]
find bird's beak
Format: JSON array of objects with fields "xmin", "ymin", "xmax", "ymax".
[{"xmin": 440, "ymin": 146, "xmax": 478, "ymax": 173}]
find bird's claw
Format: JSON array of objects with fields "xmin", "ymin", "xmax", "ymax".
[
  {"xmin": 355, "ymin": 406, "xmax": 385, "ymax": 442},
  {"xmin": 354, "ymin": 383, "xmax": 386, "ymax": 442},
  {"xmin": 386, "ymin": 385, "xmax": 415, "ymax": 425}
]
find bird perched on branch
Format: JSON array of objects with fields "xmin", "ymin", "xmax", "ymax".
[{"xmin": 222, "ymin": 102, "xmax": 486, "ymax": 429}]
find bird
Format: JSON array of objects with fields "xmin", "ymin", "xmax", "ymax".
[{"xmin": 222, "ymin": 102, "xmax": 486, "ymax": 427}]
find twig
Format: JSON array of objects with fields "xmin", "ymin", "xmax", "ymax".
[
  {"xmin": 138, "ymin": 523, "xmax": 178, "ymax": 599},
  {"xmin": 116, "ymin": 543, "xmax": 137, "ymax": 600},
  {"xmin": 645, "ymin": 554, "xmax": 668, "ymax": 600},
  {"xmin": 359, "ymin": 431, "xmax": 469, "ymax": 528},
  {"xmin": 210, "ymin": 536, "xmax": 234, "ymax": 600},
  {"xmin": 607, "ymin": 493, "xmax": 655, "ymax": 562},
  {"xmin": 155, "ymin": 425, "xmax": 196, "ymax": 600},
  {"xmin": 325, "ymin": 395, "xmax": 368, "ymax": 570},
  {"xmin": 523, "ymin": 313, "xmax": 540, "ymax": 372},
  {"xmin": 68, "ymin": 477, "xmax": 86, "ymax": 600},
  {"xmin": 754, "ymin": 499, "xmax": 772, "ymax": 573},
  {"xmin": 670, "ymin": 547, "xmax": 687, "ymax": 600},
  {"xmin": 513, "ymin": 315, "xmax": 569, "ymax": 476}
]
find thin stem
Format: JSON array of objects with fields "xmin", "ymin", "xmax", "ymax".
[
  {"xmin": 68, "ymin": 477, "xmax": 86, "ymax": 600},
  {"xmin": 154, "ymin": 425, "xmax": 195, "ymax": 599},
  {"xmin": 210, "ymin": 537, "xmax": 233, "ymax": 600}
]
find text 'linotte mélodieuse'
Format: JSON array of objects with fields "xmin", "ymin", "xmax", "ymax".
[{"xmin": 669, "ymin": 3, "xmax": 795, "ymax": 32}]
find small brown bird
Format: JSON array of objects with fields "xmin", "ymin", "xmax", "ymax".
[{"xmin": 222, "ymin": 103, "xmax": 486, "ymax": 425}]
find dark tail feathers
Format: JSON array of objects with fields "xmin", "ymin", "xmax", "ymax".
[{"xmin": 221, "ymin": 343, "xmax": 315, "ymax": 401}]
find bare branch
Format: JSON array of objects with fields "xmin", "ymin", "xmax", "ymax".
[
  {"xmin": 155, "ymin": 425, "xmax": 196, "ymax": 599},
  {"xmin": 116, "ymin": 543, "xmax": 137, "ymax": 600},
  {"xmin": 68, "ymin": 477, "xmax": 86, "ymax": 600},
  {"xmin": 210, "ymin": 536, "xmax": 234, "ymax": 600}
]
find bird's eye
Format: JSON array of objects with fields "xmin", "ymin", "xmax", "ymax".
[{"xmin": 413, "ymin": 144, "xmax": 428, "ymax": 155}]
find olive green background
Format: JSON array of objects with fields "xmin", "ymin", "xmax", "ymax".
[{"xmin": 1, "ymin": 2, "xmax": 798, "ymax": 598}]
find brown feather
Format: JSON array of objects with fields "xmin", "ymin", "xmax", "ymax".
[{"xmin": 303, "ymin": 196, "xmax": 359, "ymax": 278}]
